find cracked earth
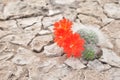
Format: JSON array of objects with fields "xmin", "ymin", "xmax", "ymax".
[{"xmin": 0, "ymin": 0, "xmax": 120, "ymax": 80}]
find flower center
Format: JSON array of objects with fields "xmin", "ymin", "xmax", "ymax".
[{"xmin": 70, "ymin": 44, "xmax": 74, "ymax": 48}]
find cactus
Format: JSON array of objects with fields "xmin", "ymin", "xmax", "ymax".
[
  {"xmin": 83, "ymin": 47, "xmax": 95, "ymax": 61},
  {"xmin": 77, "ymin": 28, "xmax": 103, "ymax": 60},
  {"xmin": 77, "ymin": 29, "xmax": 98, "ymax": 44}
]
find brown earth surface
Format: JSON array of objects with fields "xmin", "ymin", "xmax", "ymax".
[{"xmin": 0, "ymin": 0, "xmax": 120, "ymax": 80}]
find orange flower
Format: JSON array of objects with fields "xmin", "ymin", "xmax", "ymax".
[
  {"xmin": 54, "ymin": 18, "xmax": 72, "ymax": 31},
  {"xmin": 54, "ymin": 18, "xmax": 73, "ymax": 47},
  {"xmin": 54, "ymin": 29, "xmax": 72, "ymax": 47},
  {"xmin": 63, "ymin": 33, "xmax": 85, "ymax": 58},
  {"xmin": 53, "ymin": 18, "xmax": 85, "ymax": 58}
]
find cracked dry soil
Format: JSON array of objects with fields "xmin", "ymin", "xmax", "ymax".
[{"xmin": 0, "ymin": 0, "xmax": 120, "ymax": 80}]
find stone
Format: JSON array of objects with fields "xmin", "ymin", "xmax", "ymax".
[
  {"xmin": 38, "ymin": 30, "xmax": 51, "ymax": 35},
  {"xmin": 0, "ymin": 19, "xmax": 41, "ymax": 46},
  {"xmin": 64, "ymin": 57, "xmax": 86, "ymax": 70},
  {"xmin": 28, "ymin": 57, "xmax": 67, "ymax": 80},
  {"xmin": 94, "ymin": 46, "xmax": 103, "ymax": 59},
  {"xmin": 0, "ymin": 41, "xmax": 19, "ymax": 52},
  {"xmin": 41, "ymin": 76, "xmax": 59, "ymax": 80},
  {"xmin": 108, "ymin": 68, "xmax": 120, "ymax": 80},
  {"xmin": 62, "ymin": 71, "xmax": 84, "ymax": 80},
  {"xmin": 0, "ymin": 20, "xmax": 22, "ymax": 34},
  {"xmin": 115, "ymin": 39, "xmax": 120, "ymax": 55},
  {"xmin": 0, "ymin": 33, "xmax": 34, "ymax": 46},
  {"xmin": 12, "ymin": 47, "xmax": 40, "ymax": 65},
  {"xmin": 0, "ymin": 51, "xmax": 14, "ymax": 61},
  {"xmin": 13, "ymin": 66, "xmax": 29, "ymax": 80},
  {"xmin": 44, "ymin": 43, "xmax": 63, "ymax": 57},
  {"xmin": 15, "ymin": 33, "xmax": 34, "ymax": 46},
  {"xmin": 3, "ymin": 1, "xmax": 46, "ymax": 19},
  {"xmin": 0, "ymin": 3, "xmax": 4, "ymax": 20},
  {"xmin": 102, "ymin": 20, "xmax": 120, "ymax": 39},
  {"xmin": 51, "ymin": 0, "xmax": 75, "ymax": 5},
  {"xmin": 102, "ymin": 18, "xmax": 114, "ymax": 26},
  {"xmin": 0, "ymin": 0, "xmax": 18, "ymax": 4},
  {"xmin": 0, "ymin": 34, "xmax": 15, "ymax": 42},
  {"xmin": 17, "ymin": 16, "xmax": 42, "ymax": 36},
  {"xmin": 77, "ymin": 1, "xmax": 107, "ymax": 26},
  {"xmin": 0, "ymin": 3, "xmax": 3, "ymax": 11},
  {"xmin": 48, "ymin": 9, "xmax": 62, "ymax": 16},
  {"xmin": 0, "ymin": 42, "xmax": 8, "ymax": 53},
  {"xmin": 0, "ymin": 30, "xmax": 12, "ymax": 39},
  {"xmin": 17, "ymin": 16, "xmax": 42, "ymax": 29},
  {"xmin": 3, "ymin": 1, "xmax": 27, "ymax": 19},
  {"xmin": 24, "ymin": 25, "xmax": 41, "ymax": 36},
  {"xmin": 28, "ymin": 62, "xmax": 42, "ymax": 80},
  {"xmin": 104, "ymin": 3, "xmax": 120, "ymax": 19},
  {"xmin": 48, "ymin": 26, "xmax": 54, "ymax": 32},
  {"xmin": 78, "ymin": 14, "xmax": 102, "ymax": 26},
  {"xmin": 37, "ymin": 58, "xmax": 58, "ymax": 73},
  {"xmin": 76, "ymin": 0, "xmax": 85, "ymax": 2},
  {"xmin": 0, "ymin": 21, "xmax": 7, "ymax": 30},
  {"xmin": 0, "ymin": 61, "xmax": 16, "ymax": 80},
  {"xmin": 77, "ymin": 1, "xmax": 103, "ymax": 16},
  {"xmin": 87, "ymin": 59, "xmax": 111, "ymax": 72},
  {"xmin": 100, "ymin": 48, "xmax": 120, "ymax": 67},
  {"xmin": 83, "ymin": 69, "xmax": 109, "ymax": 80},
  {"xmin": 27, "ymin": 56, "xmax": 59, "ymax": 80},
  {"xmin": 97, "ymin": 0, "xmax": 119, "ymax": 6},
  {"xmin": 72, "ymin": 22, "xmax": 86, "ymax": 33},
  {"xmin": 42, "ymin": 14, "xmax": 63, "ymax": 28},
  {"xmin": 115, "ymin": 39, "xmax": 120, "ymax": 49},
  {"xmin": 36, "ymin": 56, "xmax": 66, "ymax": 73},
  {"xmin": 0, "ymin": 60, "xmax": 29, "ymax": 80},
  {"xmin": 63, "ymin": 8, "xmax": 77, "ymax": 21},
  {"xmin": 62, "ymin": 69, "xmax": 109, "ymax": 80},
  {"xmin": 30, "ymin": 35, "xmax": 53, "ymax": 52},
  {"xmin": 25, "ymin": 0, "xmax": 48, "ymax": 7},
  {"xmin": 41, "ymin": 64, "xmax": 71, "ymax": 80}
]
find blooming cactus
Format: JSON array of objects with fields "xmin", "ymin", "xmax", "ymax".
[{"xmin": 53, "ymin": 18, "xmax": 85, "ymax": 58}]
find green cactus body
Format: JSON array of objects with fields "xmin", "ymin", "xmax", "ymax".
[
  {"xmin": 83, "ymin": 47, "xmax": 95, "ymax": 61},
  {"xmin": 77, "ymin": 28, "xmax": 102, "ymax": 61},
  {"xmin": 77, "ymin": 29, "xmax": 98, "ymax": 44}
]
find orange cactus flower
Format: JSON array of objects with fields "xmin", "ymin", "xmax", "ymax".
[
  {"xmin": 63, "ymin": 33, "xmax": 85, "ymax": 58},
  {"xmin": 54, "ymin": 18, "xmax": 72, "ymax": 31},
  {"xmin": 54, "ymin": 29, "xmax": 72, "ymax": 47},
  {"xmin": 53, "ymin": 18, "xmax": 85, "ymax": 58}
]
